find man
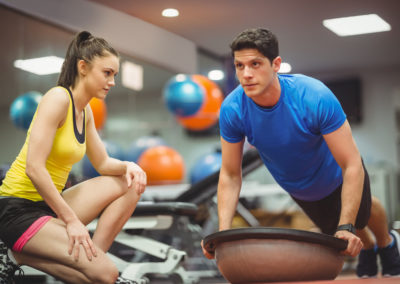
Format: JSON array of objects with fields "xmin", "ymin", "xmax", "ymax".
[{"xmin": 202, "ymin": 28, "xmax": 400, "ymax": 278}]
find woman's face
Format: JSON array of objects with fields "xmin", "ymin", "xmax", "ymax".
[{"xmin": 81, "ymin": 53, "xmax": 120, "ymax": 99}]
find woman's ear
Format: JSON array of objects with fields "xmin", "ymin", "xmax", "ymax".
[{"xmin": 77, "ymin": 59, "xmax": 88, "ymax": 77}]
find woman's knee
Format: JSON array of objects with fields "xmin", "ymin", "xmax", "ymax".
[{"xmin": 85, "ymin": 259, "xmax": 119, "ymax": 284}]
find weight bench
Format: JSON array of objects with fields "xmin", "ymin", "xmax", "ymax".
[{"xmin": 87, "ymin": 202, "xmax": 207, "ymax": 284}]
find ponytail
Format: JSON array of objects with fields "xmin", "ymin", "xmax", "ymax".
[{"xmin": 57, "ymin": 31, "xmax": 119, "ymax": 88}]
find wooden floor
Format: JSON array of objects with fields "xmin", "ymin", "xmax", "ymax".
[
  {"xmin": 18, "ymin": 274, "xmax": 400, "ymax": 284},
  {"xmin": 267, "ymin": 277, "xmax": 400, "ymax": 284}
]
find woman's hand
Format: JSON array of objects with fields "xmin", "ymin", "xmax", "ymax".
[
  {"xmin": 66, "ymin": 219, "xmax": 97, "ymax": 261},
  {"xmin": 125, "ymin": 162, "xmax": 147, "ymax": 195}
]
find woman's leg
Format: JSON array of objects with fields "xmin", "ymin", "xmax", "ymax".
[
  {"xmin": 13, "ymin": 175, "xmax": 141, "ymax": 283},
  {"xmin": 13, "ymin": 218, "xmax": 119, "ymax": 284},
  {"xmin": 61, "ymin": 175, "xmax": 141, "ymax": 251}
]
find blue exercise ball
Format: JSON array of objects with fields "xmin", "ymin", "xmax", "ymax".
[
  {"xmin": 163, "ymin": 74, "xmax": 204, "ymax": 117},
  {"xmin": 82, "ymin": 140, "xmax": 125, "ymax": 178},
  {"xmin": 190, "ymin": 151, "xmax": 222, "ymax": 184},
  {"xmin": 125, "ymin": 136, "xmax": 166, "ymax": 163},
  {"xmin": 10, "ymin": 91, "xmax": 42, "ymax": 130}
]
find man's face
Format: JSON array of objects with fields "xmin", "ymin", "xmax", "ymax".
[{"xmin": 234, "ymin": 48, "xmax": 281, "ymax": 100}]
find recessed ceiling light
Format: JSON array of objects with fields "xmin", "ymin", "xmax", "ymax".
[
  {"xmin": 14, "ymin": 56, "xmax": 64, "ymax": 75},
  {"xmin": 162, "ymin": 8, "xmax": 179, "ymax": 18},
  {"xmin": 208, "ymin": 70, "xmax": 225, "ymax": 81},
  {"xmin": 323, "ymin": 14, "xmax": 391, "ymax": 36},
  {"xmin": 278, "ymin": 62, "xmax": 292, "ymax": 73}
]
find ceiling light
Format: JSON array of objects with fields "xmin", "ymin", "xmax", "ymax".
[
  {"xmin": 278, "ymin": 62, "xmax": 292, "ymax": 73},
  {"xmin": 14, "ymin": 56, "xmax": 64, "ymax": 75},
  {"xmin": 208, "ymin": 70, "xmax": 225, "ymax": 81},
  {"xmin": 323, "ymin": 14, "xmax": 391, "ymax": 36},
  {"xmin": 162, "ymin": 8, "xmax": 179, "ymax": 18}
]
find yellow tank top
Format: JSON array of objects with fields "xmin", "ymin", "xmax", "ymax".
[{"xmin": 0, "ymin": 87, "xmax": 86, "ymax": 201}]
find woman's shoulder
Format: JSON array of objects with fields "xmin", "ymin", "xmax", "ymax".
[{"xmin": 42, "ymin": 86, "xmax": 70, "ymax": 104}]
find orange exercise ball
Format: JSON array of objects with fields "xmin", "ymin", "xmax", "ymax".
[
  {"xmin": 89, "ymin": 98, "xmax": 107, "ymax": 130},
  {"xmin": 137, "ymin": 145, "xmax": 185, "ymax": 185},
  {"xmin": 177, "ymin": 75, "xmax": 224, "ymax": 131}
]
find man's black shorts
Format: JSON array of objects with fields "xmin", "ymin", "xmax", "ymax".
[{"xmin": 292, "ymin": 162, "xmax": 371, "ymax": 235}]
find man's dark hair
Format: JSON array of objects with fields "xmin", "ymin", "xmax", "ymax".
[{"xmin": 230, "ymin": 28, "xmax": 279, "ymax": 63}]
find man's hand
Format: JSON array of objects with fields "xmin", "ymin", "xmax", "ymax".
[
  {"xmin": 201, "ymin": 240, "xmax": 215, "ymax": 259},
  {"xmin": 335, "ymin": 230, "xmax": 363, "ymax": 257}
]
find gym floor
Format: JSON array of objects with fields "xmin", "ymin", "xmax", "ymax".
[
  {"xmin": 13, "ymin": 270, "xmax": 400, "ymax": 284},
  {"xmin": 12, "ymin": 255, "xmax": 400, "ymax": 284},
  {"xmin": 14, "ymin": 275, "xmax": 400, "ymax": 284}
]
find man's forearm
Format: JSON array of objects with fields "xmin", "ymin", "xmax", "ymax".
[
  {"xmin": 217, "ymin": 175, "xmax": 242, "ymax": 231},
  {"xmin": 338, "ymin": 163, "xmax": 365, "ymax": 226}
]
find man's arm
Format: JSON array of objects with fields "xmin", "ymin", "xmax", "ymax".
[
  {"xmin": 201, "ymin": 137, "xmax": 244, "ymax": 259},
  {"xmin": 217, "ymin": 137, "xmax": 245, "ymax": 231},
  {"xmin": 323, "ymin": 119, "xmax": 364, "ymax": 256}
]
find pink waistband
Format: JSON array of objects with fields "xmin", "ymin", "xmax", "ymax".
[{"xmin": 13, "ymin": 215, "xmax": 53, "ymax": 252}]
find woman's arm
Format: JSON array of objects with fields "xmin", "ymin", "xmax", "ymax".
[
  {"xmin": 85, "ymin": 106, "xmax": 146, "ymax": 194},
  {"xmin": 26, "ymin": 88, "xmax": 96, "ymax": 260}
]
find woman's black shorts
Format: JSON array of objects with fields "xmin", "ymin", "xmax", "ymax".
[{"xmin": 0, "ymin": 197, "xmax": 56, "ymax": 251}]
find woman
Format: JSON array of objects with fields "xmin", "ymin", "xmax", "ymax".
[{"xmin": 0, "ymin": 31, "xmax": 146, "ymax": 284}]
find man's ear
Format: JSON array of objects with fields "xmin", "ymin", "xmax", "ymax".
[{"xmin": 272, "ymin": 56, "xmax": 282, "ymax": 73}]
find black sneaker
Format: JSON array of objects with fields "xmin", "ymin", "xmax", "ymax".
[
  {"xmin": 0, "ymin": 239, "xmax": 21, "ymax": 284},
  {"xmin": 115, "ymin": 276, "xmax": 138, "ymax": 284},
  {"xmin": 356, "ymin": 246, "xmax": 378, "ymax": 278},
  {"xmin": 379, "ymin": 230, "xmax": 400, "ymax": 277}
]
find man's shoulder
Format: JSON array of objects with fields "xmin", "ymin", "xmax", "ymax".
[
  {"xmin": 227, "ymin": 84, "xmax": 245, "ymax": 98},
  {"xmin": 222, "ymin": 85, "xmax": 244, "ymax": 107},
  {"xmin": 279, "ymin": 74, "xmax": 323, "ymax": 87}
]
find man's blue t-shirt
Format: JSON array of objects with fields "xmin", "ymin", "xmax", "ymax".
[{"xmin": 219, "ymin": 74, "xmax": 347, "ymax": 201}]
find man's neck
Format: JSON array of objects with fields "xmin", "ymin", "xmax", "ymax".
[{"xmin": 252, "ymin": 75, "xmax": 281, "ymax": 107}]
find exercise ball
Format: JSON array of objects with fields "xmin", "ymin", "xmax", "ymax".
[
  {"xmin": 177, "ymin": 75, "xmax": 223, "ymax": 131},
  {"xmin": 82, "ymin": 140, "xmax": 124, "ymax": 178},
  {"xmin": 163, "ymin": 74, "xmax": 204, "ymax": 117},
  {"xmin": 89, "ymin": 98, "xmax": 107, "ymax": 130},
  {"xmin": 203, "ymin": 227, "xmax": 347, "ymax": 283},
  {"xmin": 137, "ymin": 145, "xmax": 185, "ymax": 185},
  {"xmin": 190, "ymin": 151, "xmax": 222, "ymax": 183},
  {"xmin": 125, "ymin": 136, "xmax": 166, "ymax": 163},
  {"xmin": 9, "ymin": 91, "xmax": 42, "ymax": 130}
]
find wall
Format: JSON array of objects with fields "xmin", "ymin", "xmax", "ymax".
[
  {"xmin": 0, "ymin": 0, "xmax": 197, "ymax": 74},
  {"xmin": 0, "ymin": 5, "xmax": 222, "ymax": 184}
]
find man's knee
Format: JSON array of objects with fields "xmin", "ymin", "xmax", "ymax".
[{"xmin": 370, "ymin": 196, "xmax": 388, "ymax": 216}]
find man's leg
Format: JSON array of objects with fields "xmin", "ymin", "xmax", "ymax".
[{"xmin": 357, "ymin": 196, "xmax": 400, "ymax": 277}]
